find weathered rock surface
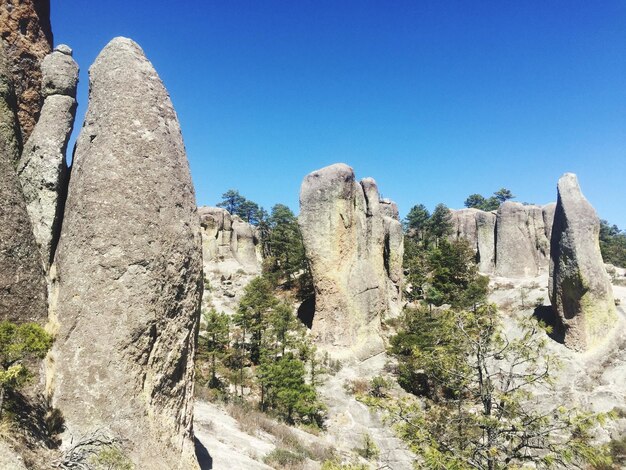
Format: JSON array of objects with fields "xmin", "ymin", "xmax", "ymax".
[
  {"xmin": 299, "ymin": 163, "xmax": 403, "ymax": 360},
  {"xmin": 549, "ymin": 173, "xmax": 617, "ymax": 351},
  {"xmin": 0, "ymin": 40, "xmax": 47, "ymax": 323},
  {"xmin": 450, "ymin": 208, "xmax": 480, "ymax": 250},
  {"xmin": 543, "ymin": 202, "xmax": 556, "ymax": 241},
  {"xmin": 495, "ymin": 202, "xmax": 542, "ymax": 278},
  {"xmin": 18, "ymin": 45, "xmax": 77, "ymax": 268},
  {"xmin": 52, "ymin": 38, "xmax": 201, "ymax": 469},
  {"xmin": 0, "ymin": 0, "xmax": 53, "ymax": 142},
  {"xmin": 476, "ymin": 210, "xmax": 496, "ymax": 273},
  {"xmin": 198, "ymin": 206, "xmax": 261, "ymax": 315}
]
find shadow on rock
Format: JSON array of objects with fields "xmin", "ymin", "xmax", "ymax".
[
  {"xmin": 532, "ymin": 306, "xmax": 565, "ymax": 345},
  {"xmin": 194, "ymin": 437, "xmax": 212, "ymax": 470}
]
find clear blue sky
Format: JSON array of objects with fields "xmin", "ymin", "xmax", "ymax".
[{"xmin": 52, "ymin": 1, "xmax": 626, "ymax": 227}]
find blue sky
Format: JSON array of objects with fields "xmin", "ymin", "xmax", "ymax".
[{"xmin": 52, "ymin": 1, "xmax": 626, "ymax": 226}]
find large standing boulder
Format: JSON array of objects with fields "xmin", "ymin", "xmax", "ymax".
[
  {"xmin": 0, "ymin": 41, "xmax": 47, "ymax": 323},
  {"xmin": 52, "ymin": 38, "xmax": 201, "ymax": 469},
  {"xmin": 299, "ymin": 163, "xmax": 402, "ymax": 360},
  {"xmin": 549, "ymin": 173, "xmax": 616, "ymax": 351},
  {"xmin": 495, "ymin": 202, "xmax": 540, "ymax": 278},
  {"xmin": 18, "ymin": 45, "xmax": 77, "ymax": 268},
  {"xmin": 0, "ymin": 0, "xmax": 53, "ymax": 142},
  {"xmin": 543, "ymin": 202, "xmax": 556, "ymax": 241}
]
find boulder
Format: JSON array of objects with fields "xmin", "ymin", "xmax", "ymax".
[
  {"xmin": 549, "ymin": 173, "xmax": 616, "ymax": 351},
  {"xmin": 18, "ymin": 45, "xmax": 77, "ymax": 268},
  {"xmin": 0, "ymin": 41, "xmax": 47, "ymax": 323},
  {"xmin": 52, "ymin": 38, "xmax": 201, "ymax": 469},
  {"xmin": 495, "ymin": 202, "xmax": 540, "ymax": 278},
  {"xmin": 298, "ymin": 163, "xmax": 402, "ymax": 360},
  {"xmin": 527, "ymin": 204, "xmax": 550, "ymax": 266},
  {"xmin": 0, "ymin": 0, "xmax": 53, "ymax": 142},
  {"xmin": 476, "ymin": 210, "xmax": 496, "ymax": 273}
]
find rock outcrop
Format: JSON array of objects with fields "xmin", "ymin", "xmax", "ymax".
[
  {"xmin": 0, "ymin": 40, "xmax": 47, "ymax": 323},
  {"xmin": 494, "ymin": 202, "xmax": 548, "ymax": 278},
  {"xmin": 198, "ymin": 206, "xmax": 261, "ymax": 314},
  {"xmin": 52, "ymin": 38, "xmax": 201, "ymax": 469},
  {"xmin": 476, "ymin": 210, "xmax": 496, "ymax": 273},
  {"xmin": 549, "ymin": 173, "xmax": 616, "ymax": 351},
  {"xmin": 18, "ymin": 45, "xmax": 77, "ymax": 268},
  {"xmin": 450, "ymin": 202, "xmax": 557, "ymax": 277},
  {"xmin": 299, "ymin": 163, "xmax": 403, "ymax": 360},
  {"xmin": 0, "ymin": 0, "xmax": 53, "ymax": 142}
]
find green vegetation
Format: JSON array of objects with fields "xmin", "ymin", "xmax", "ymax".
[
  {"xmin": 217, "ymin": 189, "xmax": 266, "ymax": 225},
  {"xmin": 198, "ymin": 276, "xmax": 325, "ymax": 427},
  {"xmin": 262, "ymin": 204, "xmax": 313, "ymax": 297},
  {"xmin": 464, "ymin": 187, "xmax": 515, "ymax": 211},
  {"xmin": 89, "ymin": 446, "xmax": 134, "ymax": 470},
  {"xmin": 379, "ymin": 228, "xmax": 615, "ymax": 469},
  {"xmin": 600, "ymin": 220, "xmax": 626, "ymax": 268},
  {"xmin": 0, "ymin": 321, "xmax": 52, "ymax": 418}
]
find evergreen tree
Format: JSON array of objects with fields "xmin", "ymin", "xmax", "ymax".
[
  {"xmin": 217, "ymin": 189, "xmax": 246, "ymax": 215},
  {"xmin": 404, "ymin": 204, "xmax": 430, "ymax": 240},
  {"xmin": 201, "ymin": 308, "xmax": 230, "ymax": 388},
  {"xmin": 384, "ymin": 306, "xmax": 612, "ymax": 469},
  {"xmin": 427, "ymin": 203, "xmax": 452, "ymax": 246}
]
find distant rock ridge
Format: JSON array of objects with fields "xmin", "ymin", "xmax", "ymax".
[
  {"xmin": 549, "ymin": 173, "xmax": 617, "ymax": 351},
  {"xmin": 52, "ymin": 37, "xmax": 202, "ymax": 469},
  {"xmin": 199, "ymin": 206, "xmax": 261, "ymax": 274},
  {"xmin": 449, "ymin": 202, "xmax": 556, "ymax": 277},
  {"xmin": 298, "ymin": 163, "xmax": 403, "ymax": 360}
]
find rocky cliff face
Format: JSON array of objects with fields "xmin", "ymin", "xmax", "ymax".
[
  {"xmin": 549, "ymin": 173, "xmax": 617, "ymax": 351},
  {"xmin": 18, "ymin": 45, "xmax": 77, "ymax": 268},
  {"xmin": 0, "ymin": 0, "xmax": 53, "ymax": 142},
  {"xmin": 449, "ymin": 202, "xmax": 556, "ymax": 277},
  {"xmin": 52, "ymin": 38, "xmax": 201, "ymax": 469},
  {"xmin": 299, "ymin": 163, "xmax": 403, "ymax": 360},
  {"xmin": 199, "ymin": 206, "xmax": 261, "ymax": 314},
  {"xmin": 0, "ymin": 39, "xmax": 47, "ymax": 323}
]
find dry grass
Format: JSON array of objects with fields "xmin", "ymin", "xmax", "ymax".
[
  {"xmin": 0, "ymin": 417, "xmax": 17, "ymax": 443},
  {"xmin": 344, "ymin": 378, "xmax": 370, "ymax": 396},
  {"xmin": 227, "ymin": 403, "xmax": 336, "ymax": 464}
]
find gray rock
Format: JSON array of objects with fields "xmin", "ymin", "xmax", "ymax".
[
  {"xmin": 40, "ymin": 47, "xmax": 79, "ymax": 98},
  {"xmin": 198, "ymin": 206, "xmax": 261, "ymax": 274},
  {"xmin": 527, "ymin": 205, "xmax": 550, "ymax": 268},
  {"xmin": 298, "ymin": 163, "xmax": 402, "ymax": 360},
  {"xmin": 18, "ymin": 48, "xmax": 77, "ymax": 268},
  {"xmin": 0, "ymin": 42, "xmax": 47, "ymax": 323},
  {"xmin": 495, "ymin": 202, "xmax": 540, "ymax": 278},
  {"xmin": 476, "ymin": 210, "xmax": 496, "ymax": 273},
  {"xmin": 52, "ymin": 37, "xmax": 201, "ymax": 469},
  {"xmin": 549, "ymin": 173, "xmax": 616, "ymax": 351},
  {"xmin": 54, "ymin": 44, "xmax": 73, "ymax": 56},
  {"xmin": 543, "ymin": 202, "xmax": 556, "ymax": 241},
  {"xmin": 449, "ymin": 208, "xmax": 480, "ymax": 251},
  {"xmin": 380, "ymin": 198, "xmax": 399, "ymax": 220}
]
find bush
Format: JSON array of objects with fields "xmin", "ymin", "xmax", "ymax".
[{"xmin": 264, "ymin": 448, "xmax": 306, "ymax": 468}]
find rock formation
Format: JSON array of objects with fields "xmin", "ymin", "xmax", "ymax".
[
  {"xmin": 475, "ymin": 210, "xmax": 496, "ymax": 273},
  {"xmin": 449, "ymin": 202, "xmax": 557, "ymax": 277},
  {"xmin": 299, "ymin": 163, "xmax": 403, "ymax": 360},
  {"xmin": 198, "ymin": 206, "xmax": 261, "ymax": 314},
  {"xmin": 0, "ymin": 40, "xmax": 47, "ymax": 323},
  {"xmin": 18, "ymin": 45, "xmax": 77, "ymax": 268},
  {"xmin": 52, "ymin": 38, "xmax": 201, "ymax": 469},
  {"xmin": 0, "ymin": 0, "xmax": 53, "ymax": 142},
  {"xmin": 549, "ymin": 173, "xmax": 616, "ymax": 351}
]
